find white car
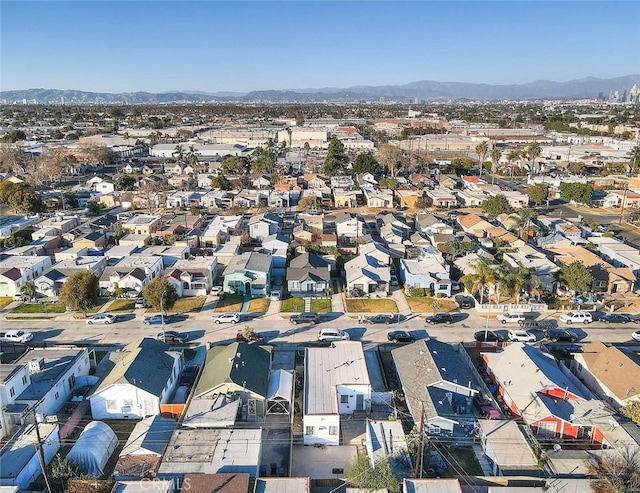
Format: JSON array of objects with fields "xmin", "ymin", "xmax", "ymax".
[
  {"xmin": 496, "ymin": 312, "xmax": 526, "ymax": 324},
  {"xmin": 212, "ymin": 312, "xmax": 240, "ymax": 324},
  {"xmin": 134, "ymin": 298, "xmax": 147, "ymax": 309},
  {"xmin": 13, "ymin": 293, "xmax": 27, "ymax": 302},
  {"xmin": 87, "ymin": 314, "xmax": 117, "ymax": 325},
  {"xmin": 559, "ymin": 311, "xmax": 593, "ymax": 324},
  {"xmin": 507, "ymin": 329, "xmax": 536, "ymax": 343},
  {"xmin": 318, "ymin": 329, "xmax": 350, "ymax": 342},
  {"xmin": 210, "ymin": 286, "xmax": 222, "ymax": 296},
  {"xmin": 1, "ymin": 330, "xmax": 34, "ymax": 344},
  {"xmin": 270, "ymin": 290, "xmax": 281, "ymax": 301},
  {"xmin": 633, "ymin": 330, "xmax": 640, "ymax": 342}
]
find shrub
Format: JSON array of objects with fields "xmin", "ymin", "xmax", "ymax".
[
  {"xmin": 409, "ymin": 287, "xmax": 426, "ymax": 297},
  {"xmin": 436, "ymin": 292, "xmax": 444, "ymax": 299}
]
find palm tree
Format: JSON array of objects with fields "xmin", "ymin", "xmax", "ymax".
[
  {"xmin": 468, "ymin": 259, "xmax": 495, "ymax": 305},
  {"xmin": 475, "ymin": 141, "xmax": 489, "ymax": 177},
  {"xmin": 507, "ymin": 150, "xmax": 520, "ymax": 177},
  {"xmin": 514, "ymin": 208, "xmax": 538, "ymax": 240},
  {"xmin": 510, "ymin": 265, "xmax": 540, "ymax": 303},
  {"xmin": 629, "ymin": 145, "xmax": 640, "ymax": 176},
  {"xmin": 490, "ymin": 147, "xmax": 502, "ymax": 184},
  {"xmin": 526, "ymin": 142, "xmax": 542, "ymax": 174},
  {"xmin": 173, "ymin": 144, "xmax": 185, "ymax": 163},
  {"xmin": 186, "ymin": 145, "xmax": 198, "ymax": 166}
]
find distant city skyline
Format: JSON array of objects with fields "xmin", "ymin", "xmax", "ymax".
[{"xmin": 1, "ymin": 1, "xmax": 639, "ymax": 93}]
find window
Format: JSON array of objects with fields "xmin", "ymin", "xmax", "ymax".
[
  {"xmin": 106, "ymin": 400, "xmax": 117, "ymax": 411},
  {"xmin": 439, "ymin": 284, "xmax": 448, "ymax": 290},
  {"xmin": 305, "ymin": 426, "xmax": 315, "ymax": 436},
  {"xmin": 123, "ymin": 399, "xmax": 134, "ymax": 408},
  {"xmin": 9, "ymin": 387, "xmax": 15, "ymax": 398},
  {"xmin": 22, "ymin": 375, "xmax": 27, "ymax": 385},
  {"xmin": 329, "ymin": 426, "xmax": 338, "ymax": 436},
  {"xmin": 340, "ymin": 395, "xmax": 349, "ymax": 404},
  {"xmin": 54, "ymin": 392, "xmax": 59, "ymax": 400}
]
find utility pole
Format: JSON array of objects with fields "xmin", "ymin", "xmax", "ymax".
[
  {"xmin": 414, "ymin": 402, "xmax": 425, "ymax": 478},
  {"xmin": 619, "ymin": 181, "xmax": 628, "ymax": 225},
  {"xmin": 31, "ymin": 407, "xmax": 52, "ymax": 493}
]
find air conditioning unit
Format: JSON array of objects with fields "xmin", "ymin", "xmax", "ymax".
[
  {"xmin": 248, "ymin": 399, "xmax": 256, "ymax": 415},
  {"xmin": 28, "ymin": 358, "xmax": 45, "ymax": 373}
]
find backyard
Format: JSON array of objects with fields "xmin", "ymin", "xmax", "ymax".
[{"xmin": 345, "ymin": 298, "xmax": 398, "ymax": 313}]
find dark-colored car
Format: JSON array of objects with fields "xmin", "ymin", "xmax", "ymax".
[
  {"xmin": 179, "ymin": 365, "xmax": 200, "ymax": 386},
  {"xmin": 426, "ymin": 313, "xmax": 454, "ymax": 325},
  {"xmin": 474, "ymin": 330, "xmax": 504, "ymax": 342},
  {"xmin": 236, "ymin": 331, "xmax": 266, "ymax": 342},
  {"xmin": 368, "ymin": 314, "xmax": 395, "ymax": 324},
  {"xmin": 544, "ymin": 328, "xmax": 578, "ymax": 342},
  {"xmin": 144, "ymin": 314, "xmax": 172, "ymax": 325},
  {"xmin": 387, "ymin": 331, "xmax": 416, "ymax": 343},
  {"xmin": 600, "ymin": 313, "xmax": 631, "ymax": 324},
  {"xmin": 156, "ymin": 331, "xmax": 185, "ymax": 343},
  {"xmin": 290, "ymin": 312, "xmax": 320, "ymax": 324},
  {"xmin": 455, "ymin": 296, "xmax": 474, "ymax": 309}
]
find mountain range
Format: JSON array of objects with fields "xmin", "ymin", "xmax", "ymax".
[{"xmin": 2, "ymin": 75, "xmax": 638, "ymax": 104}]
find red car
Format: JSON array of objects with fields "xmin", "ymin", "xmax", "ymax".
[{"xmin": 236, "ymin": 332, "xmax": 265, "ymax": 342}]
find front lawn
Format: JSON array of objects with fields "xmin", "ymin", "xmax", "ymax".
[
  {"xmin": 405, "ymin": 297, "xmax": 458, "ymax": 313},
  {"xmin": 345, "ymin": 298, "xmax": 398, "ymax": 313},
  {"xmin": 281, "ymin": 296, "xmax": 305, "ymax": 312},
  {"xmin": 248, "ymin": 298, "xmax": 270, "ymax": 313},
  {"xmin": 311, "ymin": 299, "xmax": 332, "ymax": 313},
  {"xmin": 213, "ymin": 295, "xmax": 243, "ymax": 313},
  {"xmin": 12, "ymin": 302, "xmax": 67, "ymax": 314},
  {"xmin": 0, "ymin": 297, "xmax": 14, "ymax": 309},
  {"xmin": 172, "ymin": 296, "xmax": 207, "ymax": 313},
  {"xmin": 86, "ymin": 297, "xmax": 111, "ymax": 314},
  {"xmin": 108, "ymin": 299, "xmax": 136, "ymax": 312}
]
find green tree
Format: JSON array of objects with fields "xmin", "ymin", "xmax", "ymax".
[
  {"xmin": 0, "ymin": 180, "xmax": 18, "ymax": 203},
  {"xmin": 115, "ymin": 174, "xmax": 137, "ymax": 191},
  {"xmin": 481, "ymin": 194, "xmax": 513, "ymax": 217},
  {"xmin": 620, "ymin": 401, "xmax": 640, "ymax": 426},
  {"xmin": 490, "ymin": 147, "xmax": 502, "ymax": 176},
  {"xmin": 86, "ymin": 200, "xmax": 102, "ymax": 215},
  {"xmin": 59, "ymin": 271, "xmax": 100, "ymax": 316},
  {"xmin": 211, "ymin": 174, "xmax": 231, "ymax": 190},
  {"xmin": 346, "ymin": 454, "xmax": 400, "ymax": 493},
  {"xmin": 514, "ymin": 208, "xmax": 538, "ymax": 239},
  {"xmin": 461, "ymin": 259, "xmax": 495, "ymax": 304},
  {"xmin": 251, "ymin": 146, "xmax": 277, "ymax": 173},
  {"xmin": 558, "ymin": 260, "xmax": 594, "ymax": 295},
  {"xmin": 221, "ymin": 155, "xmax": 251, "ymax": 175},
  {"xmin": 378, "ymin": 177, "xmax": 400, "ymax": 190},
  {"xmin": 173, "ymin": 144, "xmax": 185, "ymax": 163},
  {"xmin": 324, "ymin": 138, "xmax": 348, "ymax": 175},
  {"xmin": 1, "ymin": 129, "xmax": 27, "ymax": 143},
  {"xmin": 506, "ymin": 150, "xmax": 520, "ymax": 176},
  {"xmin": 7, "ymin": 183, "xmax": 45, "ymax": 214},
  {"xmin": 142, "ymin": 277, "xmax": 177, "ymax": 313},
  {"xmin": 63, "ymin": 191, "xmax": 79, "ymax": 209},
  {"xmin": 186, "ymin": 145, "xmax": 199, "ymax": 166},
  {"xmin": 475, "ymin": 141, "xmax": 489, "ymax": 177},
  {"xmin": 629, "ymin": 145, "xmax": 640, "ymax": 176},
  {"xmin": 352, "ymin": 153, "xmax": 381, "ymax": 175},
  {"xmin": 298, "ymin": 196, "xmax": 322, "ymax": 211},
  {"xmin": 20, "ymin": 280, "xmax": 36, "ymax": 301},
  {"xmin": 437, "ymin": 240, "xmax": 475, "ymax": 260},
  {"xmin": 559, "ymin": 182, "xmax": 593, "ymax": 204},
  {"xmin": 526, "ymin": 142, "xmax": 542, "ymax": 172},
  {"xmin": 526, "ymin": 184, "xmax": 549, "ymax": 206},
  {"xmin": 569, "ymin": 161, "xmax": 586, "ymax": 175}
]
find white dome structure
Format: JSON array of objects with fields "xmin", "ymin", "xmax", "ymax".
[{"xmin": 66, "ymin": 421, "xmax": 118, "ymax": 477}]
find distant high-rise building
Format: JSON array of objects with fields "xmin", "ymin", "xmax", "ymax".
[
  {"xmin": 630, "ymin": 84, "xmax": 639, "ymax": 104},
  {"xmin": 622, "ymin": 89, "xmax": 628, "ymax": 102},
  {"xmin": 598, "ymin": 92, "xmax": 604, "ymax": 100}
]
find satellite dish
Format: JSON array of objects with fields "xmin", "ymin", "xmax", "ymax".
[
  {"xmin": 569, "ymin": 414, "xmax": 575, "ymax": 421},
  {"xmin": 553, "ymin": 443, "xmax": 562, "ymax": 452}
]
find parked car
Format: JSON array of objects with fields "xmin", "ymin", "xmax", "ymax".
[
  {"xmin": 455, "ymin": 296, "xmax": 474, "ymax": 309},
  {"xmin": 559, "ymin": 311, "xmax": 592, "ymax": 324},
  {"xmin": 387, "ymin": 330, "xmax": 416, "ymax": 343},
  {"xmin": 474, "ymin": 330, "xmax": 504, "ymax": 342},
  {"xmin": 13, "ymin": 293, "xmax": 27, "ymax": 302},
  {"xmin": 179, "ymin": 365, "xmax": 200, "ymax": 386},
  {"xmin": 600, "ymin": 313, "xmax": 631, "ymax": 324},
  {"xmin": 496, "ymin": 312, "xmax": 526, "ymax": 324},
  {"xmin": 236, "ymin": 331, "xmax": 265, "ymax": 342},
  {"xmin": 134, "ymin": 298, "xmax": 147, "ymax": 309},
  {"xmin": 367, "ymin": 314, "xmax": 395, "ymax": 324},
  {"xmin": 270, "ymin": 290, "xmax": 281, "ymax": 301},
  {"xmin": 318, "ymin": 329, "xmax": 350, "ymax": 342},
  {"xmin": 518, "ymin": 320, "xmax": 551, "ymax": 331},
  {"xmin": 0, "ymin": 330, "xmax": 34, "ymax": 344},
  {"xmin": 210, "ymin": 286, "xmax": 222, "ymax": 296},
  {"xmin": 426, "ymin": 313, "xmax": 454, "ymax": 325},
  {"xmin": 390, "ymin": 275, "xmax": 399, "ymax": 286},
  {"xmin": 290, "ymin": 312, "xmax": 320, "ymax": 324},
  {"xmin": 507, "ymin": 329, "xmax": 536, "ymax": 343},
  {"xmin": 156, "ymin": 331, "xmax": 186, "ymax": 344},
  {"xmin": 212, "ymin": 312, "xmax": 240, "ymax": 324},
  {"xmin": 633, "ymin": 330, "xmax": 640, "ymax": 342},
  {"xmin": 544, "ymin": 328, "xmax": 578, "ymax": 342},
  {"xmin": 143, "ymin": 314, "xmax": 172, "ymax": 325},
  {"xmin": 86, "ymin": 313, "xmax": 117, "ymax": 325}
]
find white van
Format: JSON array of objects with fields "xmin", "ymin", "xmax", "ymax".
[{"xmin": 318, "ymin": 329, "xmax": 350, "ymax": 342}]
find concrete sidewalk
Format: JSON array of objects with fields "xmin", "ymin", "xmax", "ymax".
[{"xmin": 391, "ymin": 288, "xmax": 412, "ymax": 316}]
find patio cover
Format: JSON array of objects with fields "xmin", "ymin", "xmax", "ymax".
[{"xmin": 266, "ymin": 369, "xmax": 293, "ymax": 414}]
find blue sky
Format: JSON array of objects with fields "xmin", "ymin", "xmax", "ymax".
[{"xmin": 2, "ymin": 1, "xmax": 639, "ymax": 93}]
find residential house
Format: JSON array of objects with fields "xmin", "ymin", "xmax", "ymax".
[
  {"xmin": 549, "ymin": 246, "xmax": 635, "ymax": 295},
  {"xmin": 304, "ymin": 174, "xmax": 327, "ymax": 189},
  {"xmin": 395, "ymin": 189, "xmax": 423, "ymax": 208},
  {"xmin": 269, "ymin": 190, "xmax": 291, "ymax": 208},
  {"xmin": 457, "ymin": 214, "xmax": 493, "ymax": 238},
  {"xmin": 365, "ymin": 419, "xmax": 413, "ymax": 480},
  {"xmin": 251, "ymin": 174, "xmax": 271, "ymax": 189},
  {"xmin": 572, "ymin": 341, "xmax": 640, "ymax": 410},
  {"xmin": 484, "ymin": 225, "xmax": 526, "ymax": 248},
  {"xmin": 345, "ymin": 249, "xmax": 391, "ymax": 295},
  {"xmin": 234, "ymin": 189, "xmax": 265, "ymax": 208},
  {"xmin": 33, "ymin": 214, "xmax": 81, "ymax": 238},
  {"xmin": 304, "ymin": 342, "xmax": 371, "ymax": 445},
  {"xmin": 122, "ymin": 214, "xmax": 162, "ymax": 236},
  {"xmin": 223, "ymin": 252, "xmax": 271, "ymax": 297},
  {"xmin": 165, "ymin": 257, "xmax": 217, "ymax": 297},
  {"xmin": 261, "ymin": 233, "xmax": 289, "ymax": 281},
  {"xmin": 364, "ymin": 189, "xmax": 393, "ymax": 208},
  {"xmin": 335, "ymin": 212, "xmax": 364, "ymax": 245},
  {"xmin": 297, "ymin": 213, "xmax": 324, "ymax": 234},
  {"xmin": 248, "ymin": 213, "xmax": 282, "ymax": 241},
  {"xmin": 456, "ymin": 189, "xmax": 489, "ymax": 207},
  {"xmin": 603, "ymin": 189, "xmax": 640, "ymax": 209},
  {"xmin": 333, "ymin": 188, "xmax": 358, "ymax": 208},
  {"xmin": 501, "ymin": 190, "xmax": 529, "ymax": 209},
  {"xmin": 0, "ymin": 255, "xmax": 52, "ymax": 297},
  {"xmin": 35, "ymin": 256, "xmax": 107, "ymax": 297},
  {"xmin": 496, "ymin": 213, "xmax": 520, "ymax": 231},
  {"xmin": 89, "ymin": 339, "xmax": 182, "ymax": 420},
  {"xmin": 140, "ymin": 245, "xmax": 190, "ymax": 267},
  {"xmin": 330, "ymin": 176, "xmax": 355, "ymax": 189},
  {"xmin": 392, "ymin": 339, "xmax": 480, "ymax": 435},
  {"xmin": 287, "ymin": 251, "xmax": 332, "ymax": 296},
  {"xmin": 255, "ymin": 478, "xmax": 310, "ymax": 493},
  {"xmin": 98, "ymin": 256, "xmax": 163, "ymax": 295},
  {"xmin": 424, "ymin": 188, "xmax": 457, "ymax": 208},
  {"xmin": 477, "ymin": 420, "xmax": 539, "ymax": 477},
  {"xmin": 399, "ymin": 251, "xmax": 452, "ymax": 297},
  {"xmin": 0, "ymin": 363, "xmax": 31, "ymax": 439},
  {"xmin": 482, "ymin": 343, "xmax": 615, "ymax": 446},
  {"xmin": 503, "ymin": 244, "xmax": 560, "ymax": 293},
  {"xmin": 94, "ymin": 180, "xmax": 115, "ymax": 195},
  {"xmin": 184, "ymin": 343, "xmax": 272, "ymax": 428},
  {"xmin": 72, "ymin": 231, "xmax": 107, "ymax": 250},
  {"xmin": 200, "ymin": 215, "xmax": 244, "ymax": 247},
  {"xmin": 588, "ymin": 235, "xmax": 640, "ymax": 279}
]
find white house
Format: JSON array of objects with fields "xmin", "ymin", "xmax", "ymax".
[
  {"xmin": 165, "ymin": 257, "xmax": 217, "ymax": 297},
  {"xmin": 304, "ymin": 342, "xmax": 371, "ymax": 446},
  {"xmin": 94, "ymin": 180, "xmax": 115, "ymax": 195},
  {"xmin": 89, "ymin": 339, "xmax": 182, "ymax": 420},
  {"xmin": 248, "ymin": 213, "xmax": 281, "ymax": 241},
  {"xmin": 0, "ymin": 255, "xmax": 52, "ymax": 297},
  {"xmin": 98, "ymin": 256, "xmax": 163, "ymax": 295},
  {"xmin": 344, "ymin": 252, "xmax": 391, "ymax": 295},
  {"xmin": 335, "ymin": 212, "xmax": 364, "ymax": 245},
  {"xmin": 0, "ymin": 364, "xmax": 31, "ymax": 439}
]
